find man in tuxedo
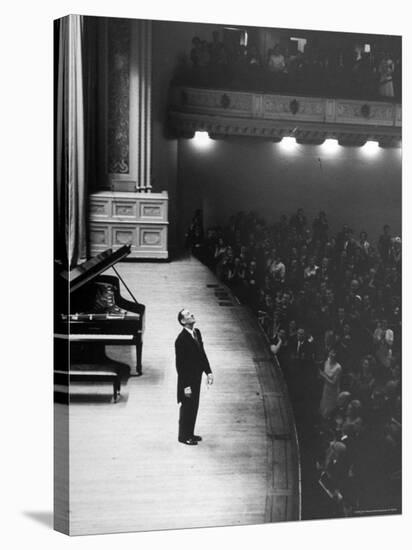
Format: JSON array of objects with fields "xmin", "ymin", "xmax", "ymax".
[
  {"xmin": 288, "ymin": 328, "xmax": 317, "ymax": 425},
  {"xmin": 175, "ymin": 309, "xmax": 214, "ymax": 445}
]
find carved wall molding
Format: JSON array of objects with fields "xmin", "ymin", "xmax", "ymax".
[
  {"xmin": 169, "ymin": 86, "xmax": 401, "ymax": 146},
  {"xmin": 336, "ymin": 100, "xmax": 394, "ymax": 126},
  {"xmin": 100, "ymin": 19, "xmax": 152, "ymax": 192},
  {"xmin": 177, "ymin": 88, "xmax": 253, "ymax": 117},
  {"xmin": 168, "ymin": 110, "xmax": 401, "ymax": 147},
  {"xmin": 263, "ymin": 95, "xmax": 325, "ymax": 121},
  {"xmin": 107, "ymin": 18, "xmax": 130, "ymax": 175}
]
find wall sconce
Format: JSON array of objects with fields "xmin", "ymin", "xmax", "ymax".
[
  {"xmin": 192, "ymin": 131, "xmax": 213, "ymax": 149},
  {"xmin": 278, "ymin": 136, "xmax": 298, "ymax": 152},
  {"xmin": 361, "ymin": 140, "xmax": 380, "ymax": 156},
  {"xmin": 321, "ymin": 138, "xmax": 340, "ymax": 154}
]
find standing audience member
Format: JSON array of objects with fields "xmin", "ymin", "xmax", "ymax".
[
  {"xmin": 378, "ymin": 53, "xmax": 395, "ymax": 98},
  {"xmin": 319, "ymin": 350, "xmax": 343, "ymax": 419}
]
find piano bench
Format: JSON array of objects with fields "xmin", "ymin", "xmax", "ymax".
[{"xmin": 54, "ymin": 369, "xmax": 121, "ymax": 403}]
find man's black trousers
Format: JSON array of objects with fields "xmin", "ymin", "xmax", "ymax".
[{"xmin": 178, "ymin": 383, "xmax": 201, "ymax": 441}]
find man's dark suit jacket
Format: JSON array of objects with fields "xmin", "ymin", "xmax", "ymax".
[
  {"xmin": 287, "ymin": 336, "xmax": 315, "ymax": 363},
  {"xmin": 175, "ymin": 328, "xmax": 212, "ymax": 403}
]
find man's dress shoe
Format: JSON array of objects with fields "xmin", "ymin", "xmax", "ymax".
[
  {"xmin": 179, "ymin": 438, "xmax": 198, "ymax": 445},
  {"xmin": 192, "ymin": 435, "xmax": 202, "ymax": 442}
]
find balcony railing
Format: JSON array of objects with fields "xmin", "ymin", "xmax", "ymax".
[{"xmin": 168, "ymin": 85, "xmax": 401, "ymax": 147}]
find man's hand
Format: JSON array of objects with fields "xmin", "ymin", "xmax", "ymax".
[
  {"xmin": 184, "ymin": 386, "xmax": 192, "ymax": 398},
  {"xmin": 207, "ymin": 373, "xmax": 214, "ymax": 386}
]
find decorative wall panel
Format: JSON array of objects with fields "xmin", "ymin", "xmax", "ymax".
[
  {"xmin": 140, "ymin": 228, "xmax": 163, "ymax": 247},
  {"xmin": 112, "ymin": 201, "xmax": 137, "ymax": 218},
  {"xmin": 89, "ymin": 226, "xmax": 110, "ymax": 250},
  {"xmin": 89, "ymin": 191, "xmax": 168, "ymax": 258},
  {"xmin": 262, "ymin": 95, "xmax": 325, "ymax": 121},
  {"xmin": 90, "ymin": 200, "xmax": 110, "ymax": 218},
  {"xmin": 335, "ymin": 100, "xmax": 394, "ymax": 126}
]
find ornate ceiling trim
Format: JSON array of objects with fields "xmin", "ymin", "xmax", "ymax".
[
  {"xmin": 168, "ymin": 111, "xmax": 401, "ymax": 147},
  {"xmin": 169, "ymin": 86, "xmax": 401, "ymax": 147}
]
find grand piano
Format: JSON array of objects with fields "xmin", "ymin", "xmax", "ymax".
[{"xmin": 54, "ymin": 245, "xmax": 145, "ymax": 385}]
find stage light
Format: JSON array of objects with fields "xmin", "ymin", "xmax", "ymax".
[
  {"xmin": 321, "ymin": 138, "xmax": 340, "ymax": 153},
  {"xmin": 279, "ymin": 136, "xmax": 297, "ymax": 152},
  {"xmin": 361, "ymin": 140, "xmax": 380, "ymax": 156},
  {"xmin": 194, "ymin": 131, "xmax": 210, "ymax": 143},
  {"xmin": 192, "ymin": 131, "xmax": 213, "ymax": 149}
]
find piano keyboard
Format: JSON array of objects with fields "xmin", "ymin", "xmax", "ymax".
[
  {"xmin": 54, "ymin": 334, "xmax": 135, "ymax": 341},
  {"xmin": 60, "ymin": 313, "xmax": 141, "ymax": 321}
]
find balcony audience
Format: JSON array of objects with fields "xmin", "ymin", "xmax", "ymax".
[{"xmin": 176, "ymin": 30, "xmax": 401, "ymax": 101}]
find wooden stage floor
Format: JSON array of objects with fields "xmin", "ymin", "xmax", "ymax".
[{"xmin": 58, "ymin": 254, "xmax": 300, "ymax": 535}]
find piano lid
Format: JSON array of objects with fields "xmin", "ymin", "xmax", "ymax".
[{"xmin": 60, "ymin": 245, "xmax": 132, "ymax": 293}]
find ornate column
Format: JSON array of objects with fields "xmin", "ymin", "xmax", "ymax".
[
  {"xmin": 100, "ymin": 18, "xmax": 152, "ymax": 192},
  {"xmin": 90, "ymin": 18, "xmax": 168, "ymax": 259}
]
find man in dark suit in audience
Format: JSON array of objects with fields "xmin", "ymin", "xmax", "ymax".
[
  {"xmin": 175, "ymin": 309, "xmax": 214, "ymax": 445},
  {"xmin": 288, "ymin": 327, "xmax": 317, "ymax": 428}
]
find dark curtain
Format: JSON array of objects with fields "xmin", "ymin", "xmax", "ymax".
[{"xmin": 54, "ymin": 15, "xmax": 92, "ymax": 269}]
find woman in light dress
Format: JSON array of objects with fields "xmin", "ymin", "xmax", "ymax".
[
  {"xmin": 319, "ymin": 349, "xmax": 342, "ymax": 419},
  {"xmin": 378, "ymin": 54, "xmax": 395, "ymax": 97}
]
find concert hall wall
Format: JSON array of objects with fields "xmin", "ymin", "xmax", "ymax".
[
  {"xmin": 151, "ymin": 20, "xmax": 219, "ymax": 252},
  {"xmin": 175, "ymin": 137, "xmax": 401, "ymax": 244}
]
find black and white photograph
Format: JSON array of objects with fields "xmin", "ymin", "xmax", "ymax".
[
  {"xmin": 2, "ymin": 1, "xmax": 409, "ymax": 548},
  {"xmin": 53, "ymin": 11, "xmax": 402, "ymax": 536}
]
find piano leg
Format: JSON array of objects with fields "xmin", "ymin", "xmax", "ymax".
[
  {"xmin": 136, "ymin": 342, "xmax": 143, "ymax": 376},
  {"xmin": 113, "ymin": 377, "xmax": 121, "ymax": 402}
]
